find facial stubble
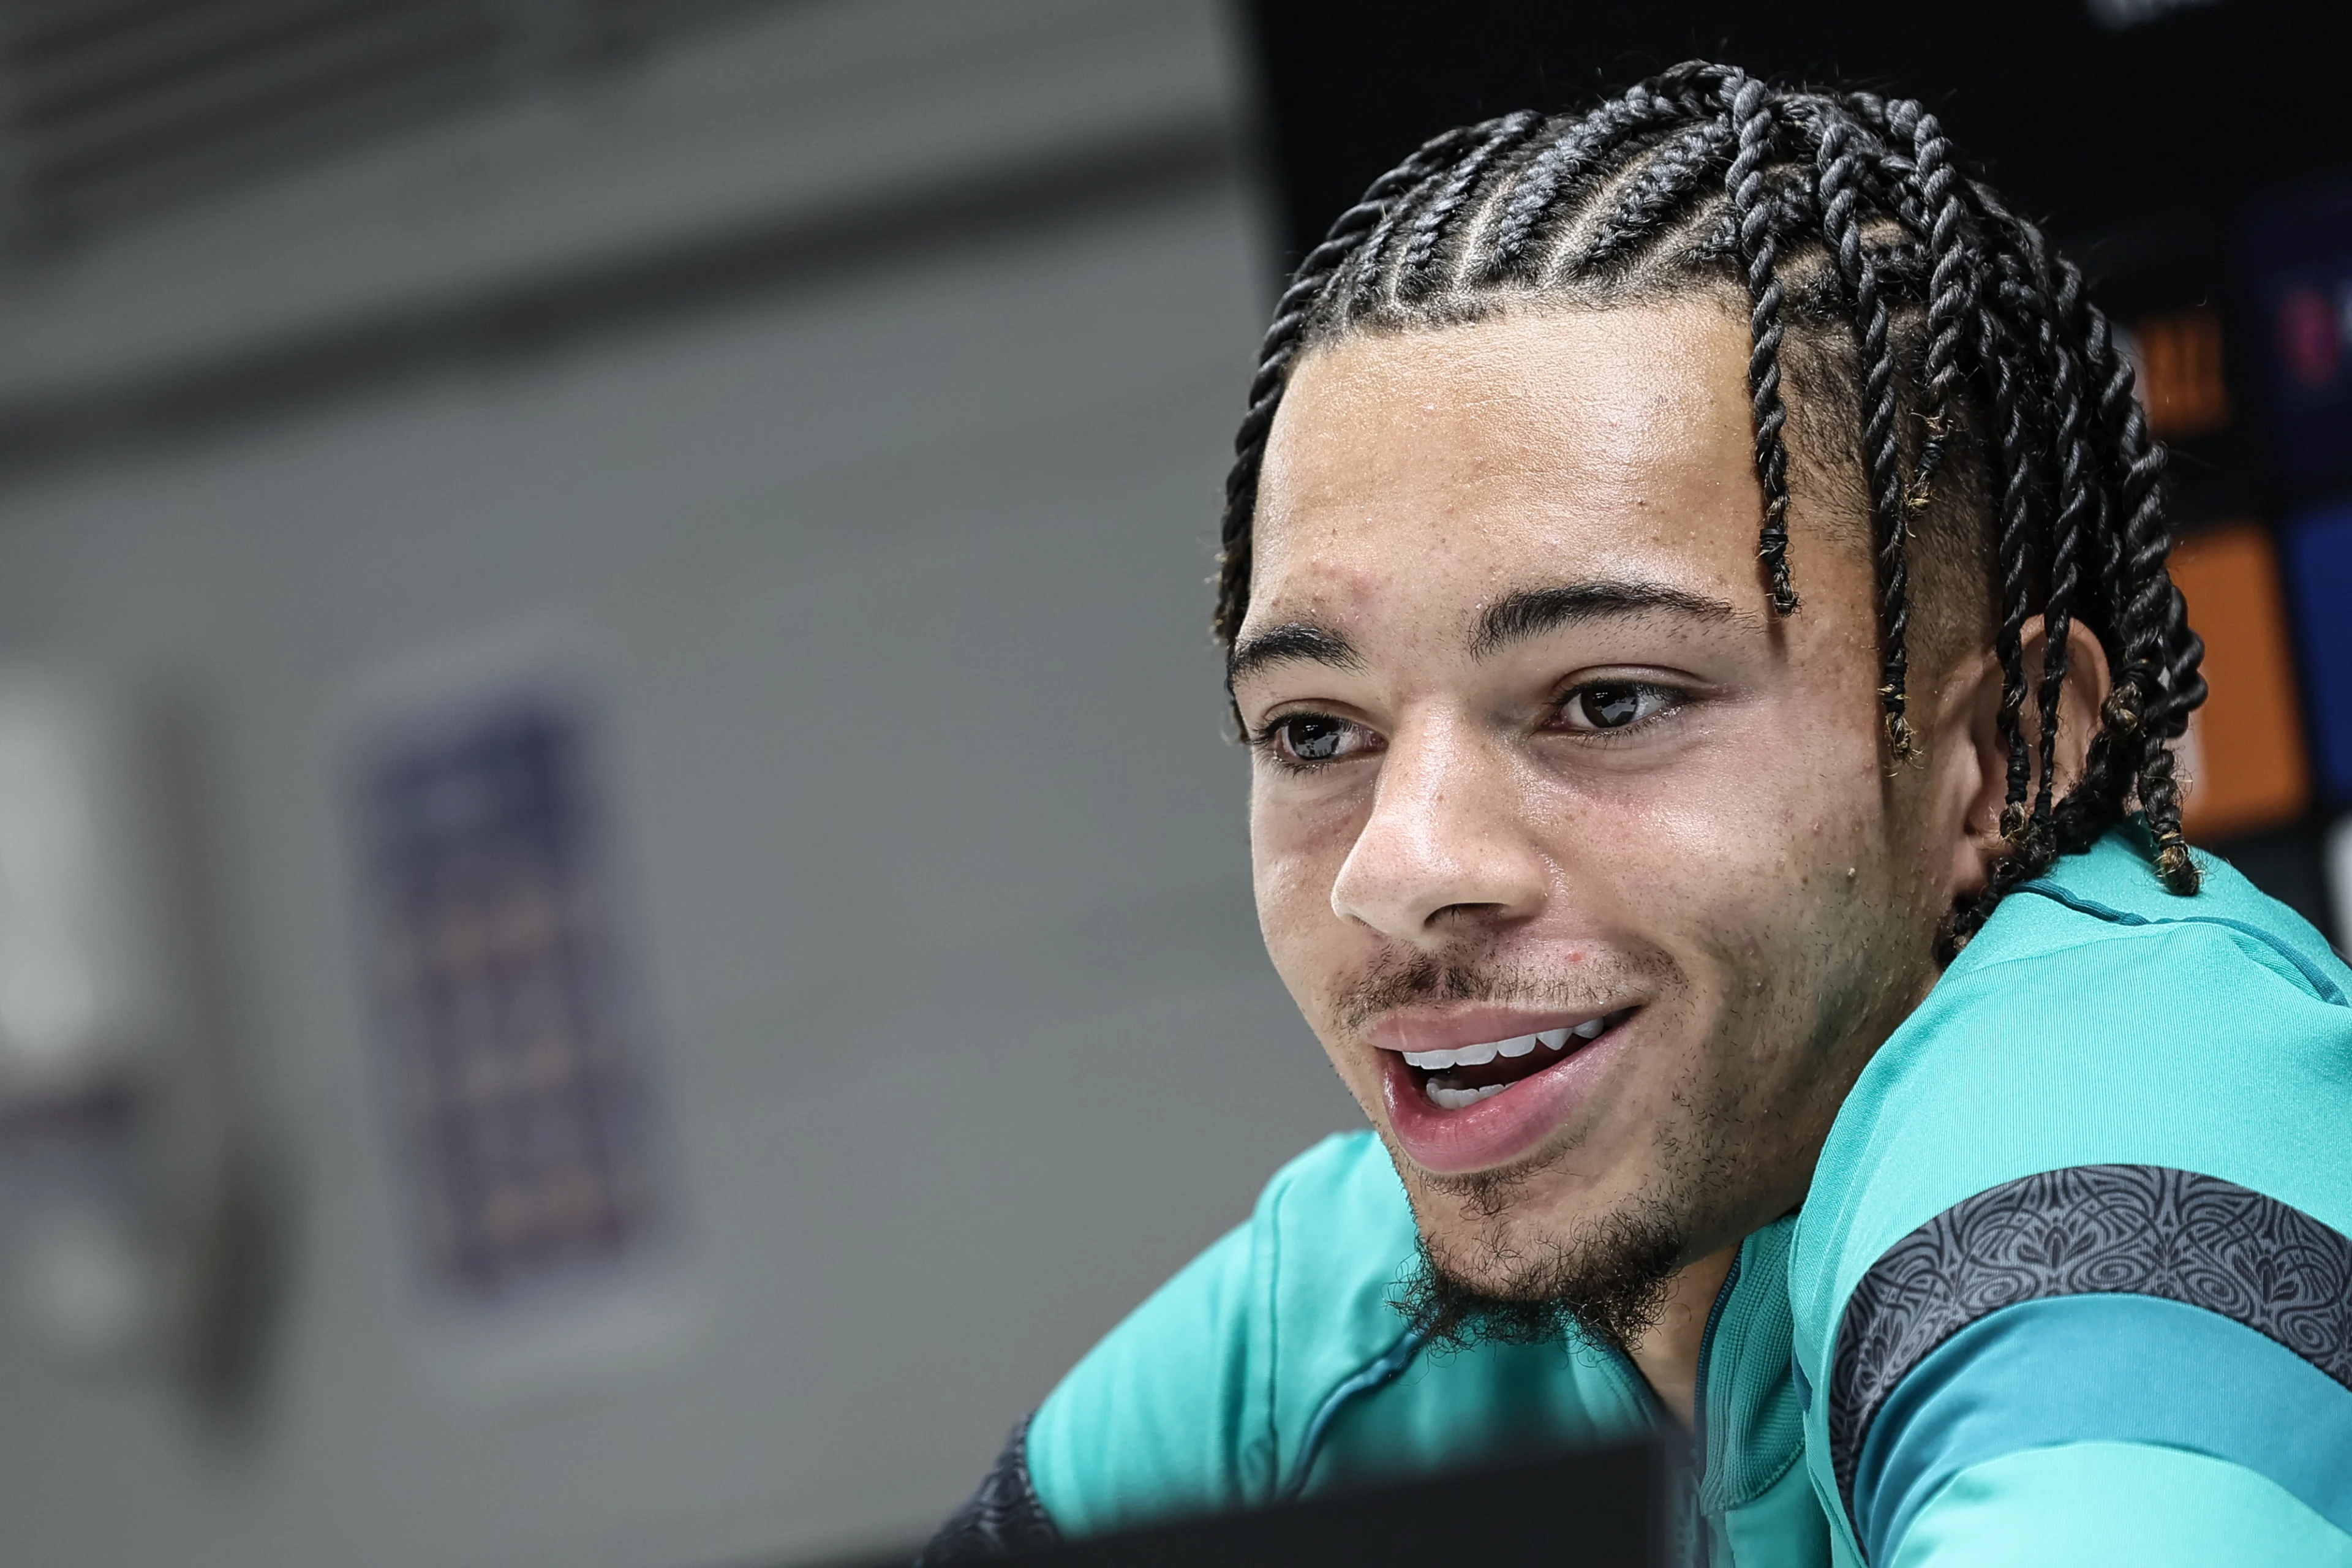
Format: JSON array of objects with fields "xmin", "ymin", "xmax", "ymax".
[
  {"xmin": 1315, "ymin": 796, "xmax": 1920, "ymax": 1355},
  {"xmin": 1384, "ymin": 1050, "xmax": 1731, "ymax": 1357},
  {"xmin": 1327, "ymin": 944, "xmax": 1732, "ymax": 1356}
]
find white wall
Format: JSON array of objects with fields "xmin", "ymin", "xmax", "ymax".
[{"xmin": 0, "ymin": 4, "xmax": 1362, "ymax": 1564}]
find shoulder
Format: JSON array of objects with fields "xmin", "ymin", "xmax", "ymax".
[
  {"xmin": 1795, "ymin": 833, "xmax": 2352, "ymax": 1333},
  {"xmin": 1025, "ymin": 1130, "xmax": 1424, "ymax": 1535},
  {"xmin": 1789, "ymin": 831, "xmax": 2352, "ymax": 1564}
]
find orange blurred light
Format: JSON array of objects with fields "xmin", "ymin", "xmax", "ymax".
[
  {"xmin": 2132, "ymin": 306, "xmax": 2232, "ymax": 440},
  {"xmin": 2169, "ymin": 521, "xmax": 2309, "ymax": 841}
]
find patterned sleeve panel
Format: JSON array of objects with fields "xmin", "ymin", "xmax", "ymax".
[
  {"xmin": 1829, "ymin": 1165, "xmax": 2352, "ymax": 1564},
  {"xmin": 916, "ymin": 1417, "xmax": 1061, "ymax": 1565}
]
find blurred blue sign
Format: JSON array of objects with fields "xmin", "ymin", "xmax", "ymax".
[
  {"xmin": 2246, "ymin": 182, "xmax": 2352, "ymax": 489},
  {"xmin": 350, "ymin": 684, "xmax": 673, "ymax": 1310},
  {"xmin": 2285, "ymin": 505, "xmax": 2352, "ymax": 801}
]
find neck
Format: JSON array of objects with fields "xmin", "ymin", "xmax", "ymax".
[{"xmin": 1626, "ymin": 1243, "xmax": 1740, "ymax": 1427}]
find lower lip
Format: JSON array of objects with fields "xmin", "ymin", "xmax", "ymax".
[{"xmin": 1378, "ymin": 1022, "xmax": 1633, "ymax": 1176}]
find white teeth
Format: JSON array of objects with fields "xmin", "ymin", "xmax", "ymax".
[
  {"xmin": 1401, "ymin": 1020, "xmax": 1627, "ymax": 1081},
  {"xmin": 1405, "ymin": 1020, "xmax": 1616, "ymax": 1070},
  {"xmin": 1425, "ymin": 1082, "xmax": 1507, "ymax": 1110}
]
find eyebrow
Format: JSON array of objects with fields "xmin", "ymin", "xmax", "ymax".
[
  {"xmin": 1226, "ymin": 622, "xmax": 1363, "ymax": 690},
  {"xmin": 1227, "ymin": 578, "xmax": 1751, "ymax": 692},
  {"xmin": 1468, "ymin": 580, "xmax": 1748, "ymax": 658}
]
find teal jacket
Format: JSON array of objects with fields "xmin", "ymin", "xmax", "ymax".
[{"xmin": 924, "ymin": 829, "xmax": 2352, "ymax": 1564}]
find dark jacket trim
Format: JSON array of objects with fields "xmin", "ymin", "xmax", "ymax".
[
  {"xmin": 916, "ymin": 1415, "xmax": 1061, "ymax": 1564},
  {"xmin": 1828, "ymin": 1164, "xmax": 2352, "ymax": 1520}
]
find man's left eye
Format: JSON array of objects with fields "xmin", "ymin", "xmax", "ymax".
[{"xmin": 1559, "ymin": 682, "xmax": 1677, "ymax": 732}]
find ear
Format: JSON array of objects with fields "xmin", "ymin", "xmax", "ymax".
[{"xmin": 1939, "ymin": 616, "xmax": 2114, "ymax": 907}]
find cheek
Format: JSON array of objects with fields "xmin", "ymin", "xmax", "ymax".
[
  {"xmin": 1250, "ymin": 785, "xmax": 1363, "ymax": 992},
  {"xmin": 1561, "ymin": 720, "xmax": 1860, "ymax": 885},
  {"xmin": 1528, "ymin": 701, "xmax": 1890, "ymax": 995}
]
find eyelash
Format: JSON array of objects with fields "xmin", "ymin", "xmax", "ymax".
[
  {"xmin": 1250, "ymin": 680, "xmax": 1689, "ymax": 774},
  {"xmin": 1548, "ymin": 679, "xmax": 1687, "ymax": 737},
  {"xmin": 1248, "ymin": 713, "xmax": 1372, "ymax": 774}
]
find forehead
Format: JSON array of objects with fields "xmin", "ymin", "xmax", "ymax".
[{"xmin": 1247, "ymin": 300, "xmax": 1773, "ymax": 641}]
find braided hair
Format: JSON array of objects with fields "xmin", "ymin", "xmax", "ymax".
[{"xmin": 1215, "ymin": 62, "xmax": 2206, "ymax": 948}]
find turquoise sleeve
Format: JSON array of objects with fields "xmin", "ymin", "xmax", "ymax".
[
  {"xmin": 1022, "ymin": 1130, "xmax": 1429, "ymax": 1537},
  {"xmin": 1847, "ymin": 1292, "xmax": 2352, "ymax": 1561},
  {"xmin": 1025, "ymin": 1216, "xmax": 1270, "ymax": 1536},
  {"xmin": 1890, "ymin": 1442, "xmax": 2352, "ymax": 1567},
  {"xmin": 1020, "ymin": 1128, "xmax": 1669, "ymax": 1539}
]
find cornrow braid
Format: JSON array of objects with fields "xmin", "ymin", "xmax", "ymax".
[
  {"xmin": 1583, "ymin": 119, "xmax": 1735, "ymax": 273},
  {"xmin": 1815, "ymin": 115, "xmax": 1913, "ymax": 753},
  {"xmin": 1982, "ymin": 272, "xmax": 2041, "ymax": 845},
  {"xmin": 1902, "ymin": 108, "xmax": 1974, "ymax": 505},
  {"xmin": 1215, "ymin": 63, "xmax": 2208, "ymax": 940},
  {"xmin": 2052, "ymin": 290, "xmax": 2156, "ymax": 844},
  {"xmin": 2032, "ymin": 248, "xmax": 2092, "ymax": 833},
  {"xmin": 1482, "ymin": 68, "xmax": 1726, "ymax": 284},
  {"xmin": 1396, "ymin": 111, "xmax": 1544, "ymax": 299},
  {"xmin": 1727, "ymin": 75, "xmax": 1801, "ymax": 614}
]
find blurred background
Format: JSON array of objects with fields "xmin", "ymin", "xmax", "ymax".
[{"xmin": 0, "ymin": 2, "xmax": 2344, "ymax": 1565}]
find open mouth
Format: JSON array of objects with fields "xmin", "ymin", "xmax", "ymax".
[{"xmin": 1403, "ymin": 1008, "xmax": 1637, "ymax": 1110}]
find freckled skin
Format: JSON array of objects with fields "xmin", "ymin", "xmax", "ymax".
[{"xmin": 1234, "ymin": 301, "xmax": 2106, "ymax": 1419}]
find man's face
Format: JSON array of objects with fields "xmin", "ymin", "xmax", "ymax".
[{"xmin": 1235, "ymin": 300, "xmax": 1961, "ymax": 1305}]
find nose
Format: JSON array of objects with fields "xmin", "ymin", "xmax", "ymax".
[{"xmin": 1328, "ymin": 712, "xmax": 1550, "ymax": 948}]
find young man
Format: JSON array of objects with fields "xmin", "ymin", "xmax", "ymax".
[{"xmin": 924, "ymin": 65, "xmax": 2352, "ymax": 1566}]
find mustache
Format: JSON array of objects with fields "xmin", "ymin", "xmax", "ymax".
[{"xmin": 1329, "ymin": 942, "xmax": 1681, "ymax": 1036}]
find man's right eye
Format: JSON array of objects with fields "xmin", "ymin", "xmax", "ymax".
[{"xmin": 1262, "ymin": 714, "xmax": 1374, "ymax": 766}]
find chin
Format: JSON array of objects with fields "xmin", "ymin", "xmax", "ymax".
[{"xmin": 1387, "ymin": 1120, "xmax": 1642, "ymax": 1241}]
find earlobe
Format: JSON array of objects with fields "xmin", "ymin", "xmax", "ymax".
[
  {"xmin": 2012, "ymin": 613, "xmax": 2117, "ymax": 822},
  {"xmin": 1940, "ymin": 614, "xmax": 2116, "ymax": 908},
  {"xmin": 1945, "ymin": 650, "xmax": 2010, "ymax": 905}
]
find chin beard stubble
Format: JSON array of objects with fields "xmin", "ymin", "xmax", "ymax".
[
  {"xmin": 1335, "ymin": 946, "xmax": 1704, "ymax": 1359},
  {"xmin": 1390, "ymin": 1169, "xmax": 1684, "ymax": 1357}
]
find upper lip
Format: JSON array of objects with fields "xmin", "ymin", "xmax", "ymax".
[{"xmin": 1366, "ymin": 1005, "xmax": 1624, "ymax": 1057}]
